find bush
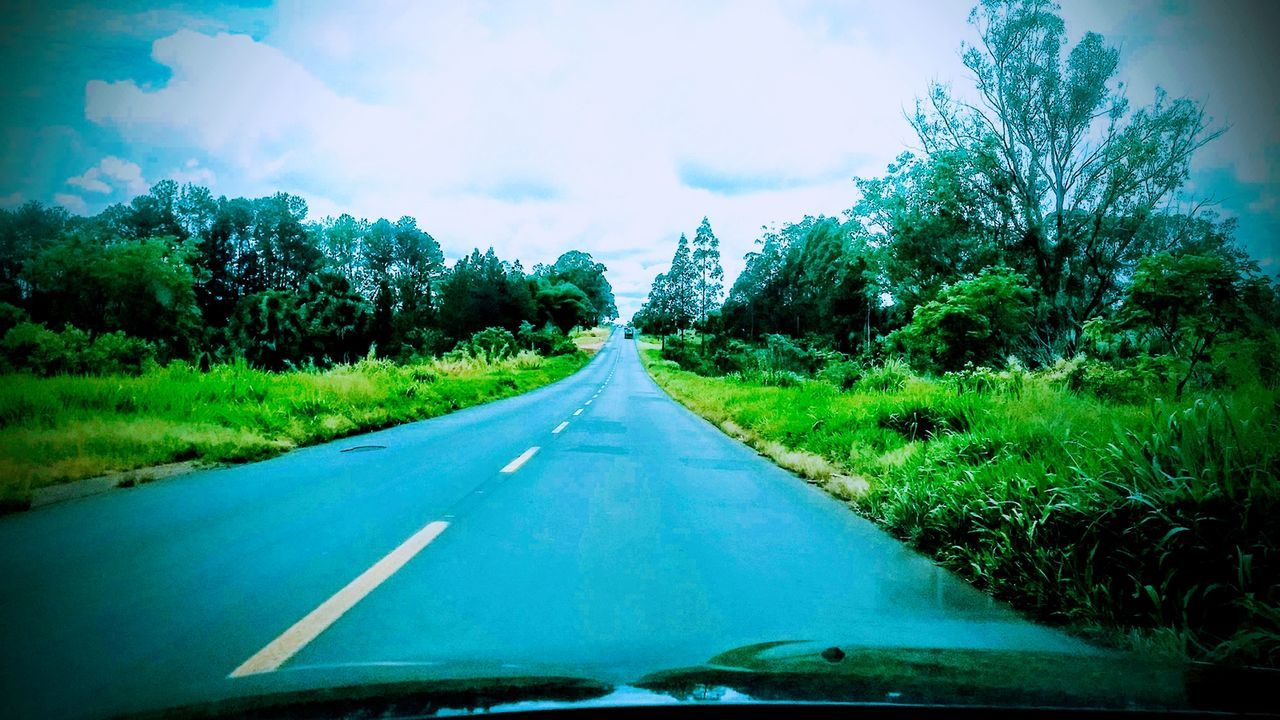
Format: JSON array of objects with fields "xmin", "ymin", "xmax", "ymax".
[
  {"xmin": 85, "ymin": 331, "xmax": 157, "ymax": 375},
  {"xmin": 517, "ymin": 321, "xmax": 577, "ymax": 357},
  {"xmin": 0, "ymin": 323, "xmax": 158, "ymax": 376},
  {"xmin": 464, "ymin": 327, "xmax": 518, "ymax": 361},
  {"xmin": 1, "ymin": 323, "xmax": 87, "ymax": 375},
  {"xmin": 944, "ymin": 361, "xmax": 1028, "ymax": 398},
  {"xmin": 877, "ymin": 401, "xmax": 970, "ymax": 440},
  {"xmin": 759, "ymin": 333, "xmax": 824, "ymax": 376},
  {"xmin": 0, "ymin": 303, "xmax": 27, "ymax": 335},
  {"xmin": 1045, "ymin": 356, "xmax": 1176, "ymax": 403},
  {"xmin": 853, "ymin": 357, "xmax": 911, "ymax": 393},
  {"xmin": 818, "ymin": 359, "xmax": 863, "ymax": 390},
  {"xmin": 896, "ymin": 267, "xmax": 1034, "ymax": 373},
  {"xmin": 660, "ymin": 340, "xmax": 714, "ymax": 375}
]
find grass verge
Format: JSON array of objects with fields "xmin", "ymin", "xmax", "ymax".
[
  {"xmin": 639, "ymin": 345, "xmax": 1279, "ymax": 667},
  {"xmin": 572, "ymin": 326, "xmax": 610, "ymax": 354},
  {"xmin": 0, "ymin": 350, "xmax": 587, "ymax": 510}
]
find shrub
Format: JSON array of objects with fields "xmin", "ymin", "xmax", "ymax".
[
  {"xmin": 818, "ymin": 359, "xmax": 863, "ymax": 391},
  {"xmin": 84, "ymin": 331, "xmax": 157, "ymax": 375},
  {"xmin": 897, "ymin": 267, "xmax": 1034, "ymax": 373},
  {"xmin": 517, "ymin": 321, "xmax": 577, "ymax": 357},
  {"xmin": 660, "ymin": 340, "xmax": 714, "ymax": 375},
  {"xmin": 465, "ymin": 327, "xmax": 518, "ymax": 361},
  {"xmin": 759, "ymin": 333, "xmax": 823, "ymax": 375},
  {"xmin": 944, "ymin": 361, "xmax": 1028, "ymax": 397},
  {"xmin": 853, "ymin": 357, "xmax": 911, "ymax": 393},
  {"xmin": 1, "ymin": 323, "xmax": 88, "ymax": 375},
  {"xmin": 0, "ymin": 303, "xmax": 27, "ymax": 335},
  {"xmin": 1046, "ymin": 356, "xmax": 1176, "ymax": 403}
]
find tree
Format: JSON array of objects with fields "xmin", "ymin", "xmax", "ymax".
[
  {"xmin": 535, "ymin": 280, "xmax": 594, "ymax": 333},
  {"xmin": 439, "ymin": 248, "xmax": 538, "ymax": 341},
  {"xmin": 23, "ymin": 233, "xmax": 201, "ymax": 358},
  {"xmin": 851, "ymin": 151, "xmax": 1000, "ymax": 313},
  {"xmin": 897, "ymin": 266, "xmax": 1035, "ymax": 372},
  {"xmin": 229, "ymin": 290, "xmax": 306, "ymax": 370},
  {"xmin": 298, "ymin": 272, "xmax": 373, "ymax": 364},
  {"xmin": 0, "ymin": 201, "xmax": 71, "ymax": 304},
  {"xmin": 319, "ymin": 214, "xmax": 366, "ymax": 285},
  {"xmin": 667, "ymin": 233, "xmax": 696, "ymax": 336},
  {"xmin": 910, "ymin": 0, "xmax": 1221, "ymax": 355},
  {"xmin": 252, "ymin": 192, "xmax": 321, "ymax": 291},
  {"xmin": 541, "ymin": 250, "xmax": 617, "ymax": 324},
  {"xmin": 392, "ymin": 216, "xmax": 445, "ymax": 328},
  {"xmin": 690, "ymin": 217, "xmax": 724, "ymax": 325},
  {"xmin": 1117, "ymin": 252, "xmax": 1270, "ymax": 397}
]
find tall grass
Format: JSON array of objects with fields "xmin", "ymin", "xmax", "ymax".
[
  {"xmin": 640, "ymin": 347, "xmax": 1279, "ymax": 666},
  {"xmin": 0, "ymin": 350, "xmax": 585, "ymax": 508}
]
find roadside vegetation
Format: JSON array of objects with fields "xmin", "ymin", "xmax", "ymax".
[
  {"xmin": 0, "ymin": 333, "xmax": 589, "ymax": 510},
  {"xmin": 0, "ymin": 168, "xmax": 618, "ymax": 508},
  {"xmin": 642, "ymin": 342, "xmax": 1277, "ymax": 666},
  {"xmin": 634, "ymin": 0, "xmax": 1279, "ymax": 667}
]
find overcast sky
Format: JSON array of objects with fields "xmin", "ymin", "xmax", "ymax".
[{"xmin": 2, "ymin": 0, "xmax": 1277, "ymax": 318}]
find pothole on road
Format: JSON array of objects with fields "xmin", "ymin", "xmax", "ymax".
[{"xmin": 340, "ymin": 444, "xmax": 387, "ymax": 453}]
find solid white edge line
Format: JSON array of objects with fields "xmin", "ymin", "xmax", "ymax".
[
  {"xmin": 500, "ymin": 446, "xmax": 540, "ymax": 473},
  {"xmin": 552, "ymin": 421, "xmax": 569, "ymax": 434},
  {"xmin": 229, "ymin": 520, "xmax": 449, "ymax": 678}
]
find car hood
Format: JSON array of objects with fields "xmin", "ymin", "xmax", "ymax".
[{"xmin": 117, "ymin": 642, "xmax": 1276, "ymax": 719}]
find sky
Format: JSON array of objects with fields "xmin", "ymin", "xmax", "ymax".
[{"xmin": 1, "ymin": 0, "xmax": 1277, "ymax": 319}]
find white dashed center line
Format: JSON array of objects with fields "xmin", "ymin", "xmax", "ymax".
[
  {"xmin": 552, "ymin": 421, "xmax": 569, "ymax": 434},
  {"xmin": 500, "ymin": 446, "xmax": 540, "ymax": 473},
  {"xmin": 573, "ymin": 409, "xmax": 583, "ymax": 416}
]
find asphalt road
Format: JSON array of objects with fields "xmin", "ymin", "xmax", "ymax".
[{"xmin": 0, "ymin": 330, "xmax": 1097, "ymax": 718}]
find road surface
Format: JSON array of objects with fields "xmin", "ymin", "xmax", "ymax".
[{"xmin": 0, "ymin": 330, "xmax": 1096, "ymax": 718}]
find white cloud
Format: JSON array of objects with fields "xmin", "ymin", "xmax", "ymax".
[
  {"xmin": 65, "ymin": 156, "xmax": 149, "ymax": 196},
  {"xmin": 170, "ymin": 158, "xmax": 217, "ymax": 186},
  {"xmin": 53, "ymin": 192, "xmax": 89, "ymax": 215},
  {"xmin": 99, "ymin": 156, "xmax": 148, "ymax": 195},
  {"xmin": 66, "ymin": 167, "xmax": 111, "ymax": 194}
]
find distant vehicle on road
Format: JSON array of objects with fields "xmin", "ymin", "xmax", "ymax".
[{"xmin": 623, "ymin": 326, "xmax": 634, "ymax": 339}]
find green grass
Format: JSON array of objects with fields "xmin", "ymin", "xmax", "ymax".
[
  {"xmin": 0, "ymin": 350, "xmax": 586, "ymax": 509},
  {"xmin": 640, "ymin": 346, "xmax": 1280, "ymax": 666}
]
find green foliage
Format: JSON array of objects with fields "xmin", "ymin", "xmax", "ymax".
[
  {"xmin": 1, "ymin": 323, "xmax": 86, "ymax": 376},
  {"xmin": 641, "ymin": 347, "xmax": 1280, "ymax": 666},
  {"xmin": 896, "ymin": 267, "xmax": 1034, "ymax": 372},
  {"xmin": 24, "ymin": 234, "xmax": 201, "ymax": 358},
  {"xmin": 717, "ymin": 216, "xmax": 882, "ymax": 353},
  {"xmin": 0, "ymin": 302, "xmax": 28, "ymax": 334},
  {"xmin": 909, "ymin": 0, "xmax": 1221, "ymax": 353},
  {"xmin": 1117, "ymin": 252, "xmax": 1272, "ymax": 397},
  {"xmin": 517, "ymin": 321, "xmax": 577, "ymax": 357},
  {"xmin": 229, "ymin": 290, "xmax": 306, "ymax": 371},
  {"xmin": 438, "ymin": 248, "xmax": 537, "ymax": 340},
  {"xmin": 690, "ymin": 217, "xmax": 724, "ymax": 325},
  {"xmin": 537, "ymin": 250, "xmax": 617, "ymax": 324},
  {"xmin": 534, "ymin": 280, "xmax": 595, "ymax": 334},
  {"xmin": 0, "ymin": 352, "xmax": 587, "ymax": 507},
  {"xmin": 0, "ymin": 182, "xmax": 605, "ymax": 374},
  {"xmin": 0, "ymin": 323, "xmax": 156, "ymax": 376},
  {"xmin": 460, "ymin": 327, "xmax": 518, "ymax": 362}
]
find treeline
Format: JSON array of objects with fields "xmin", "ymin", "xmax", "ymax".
[
  {"xmin": 637, "ymin": 0, "xmax": 1279, "ymax": 398},
  {"xmin": 0, "ymin": 182, "xmax": 616, "ymax": 373}
]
